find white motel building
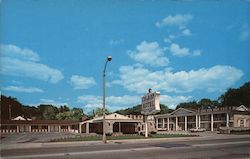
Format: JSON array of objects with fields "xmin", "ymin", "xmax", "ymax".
[
  {"xmin": 154, "ymin": 105, "xmax": 250, "ymax": 132},
  {"xmin": 0, "ymin": 105, "xmax": 249, "ymax": 134}
]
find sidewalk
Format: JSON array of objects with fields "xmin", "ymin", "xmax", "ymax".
[{"xmin": 1, "ymin": 133, "xmax": 249, "ymax": 150}]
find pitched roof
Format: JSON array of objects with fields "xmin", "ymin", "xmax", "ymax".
[
  {"xmin": 1, "ymin": 120, "xmax": 79, "ymax": 125},
  {"xmin": 169, "ymin": 107, "xmax": 196, "ymax": 115}
]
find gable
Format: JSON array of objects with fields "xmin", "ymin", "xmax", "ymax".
[
  {"xmin": 12, "ymin": 116, "xmax": 26, "ymax": 121},
  {"xmin": 170, "ymin": 108, "xmax": 196, "ymax": 115},
  {"xmin": 236, "ymin": 105, "xmax": 249, "ymax": 112}
]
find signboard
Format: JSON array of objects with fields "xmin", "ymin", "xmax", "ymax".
[{"xmin": 141, "ymin": 91, "xmax": 160, "ymax": 115}]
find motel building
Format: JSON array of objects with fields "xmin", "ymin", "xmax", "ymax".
[
  {"xmin": 0, "ymin": 113, "xmax": 155, "ymax": 135},
  {"xmin": 79, "ymin": 113, "xmax": 155, "ymax": 135},
  {"xmin": 1, "ymin": 105, "xmax": 249, "ymax": 134},
  {"xmin": 154, "ymin": 105, "xmax": 250, "ymax": 132},
  {"xmin": 0, "ymin": 116, "xmax": 80, "ymax": 133}
]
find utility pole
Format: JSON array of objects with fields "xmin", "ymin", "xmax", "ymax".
[{"xmin": 102, "ymin": 56, "xmax": 112, "ymax": 143}]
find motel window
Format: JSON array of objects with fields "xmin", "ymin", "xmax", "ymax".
[
  {"xmin": 32, "ymin": 125, "xmax": 38, "ymax": 129},
  {"xmin": 1, "ymin": 126, "xmax": 8, "ymax": 129},
  {"xmin": 61, "ymin": 126, "xmax": 67, "ymax": 129},
  {"xmin": 10, "ymin": 126, "xmax": 17, "ymax": 129},
  {"xmin": 41, "ymin": 125, "xmax": 47, "ymax": 129}
]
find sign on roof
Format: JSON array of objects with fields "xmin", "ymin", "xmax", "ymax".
[{"xmin": 141, "ymin": 92, "xmax": 160, "ymax": 115}]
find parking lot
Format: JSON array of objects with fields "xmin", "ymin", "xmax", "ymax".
[{"xmin": 0, "ymin": 133, "xmax": 82, "ymax": 144}]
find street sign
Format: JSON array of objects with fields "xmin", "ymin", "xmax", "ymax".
[{"xmin": 141, "ymin": 92, "xmax": 160, "ymax": 115}]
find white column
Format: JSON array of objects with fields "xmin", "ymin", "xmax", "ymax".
[
  {"xmin": 195, "ymin": 115, "xmax": 198, "ymax": 129},
  {"xmin": 59, "ymin": 125, "xmax": 61, "ymax": 132},
  {"xmin": 175, "ymin": 117, "xmax": 178, "ymax": 131},
  {"xmin": 226, "ymin": 113, "xmax": 229, "ymax": 127},
  {"xmin": 17, "ymin": 125, "xmax": 19, "ymax": 133},
  {"xmin": 162, "ymin": 118, "xmax": 165, "ymax": 129},
  {"xmin": 68, "ymin": 125, "xmax": 71, "ymax": 132},
  {"xmin": 29, "ymin": 125, "xmax": 32, "ymax": 132},
  {"xmin": 79, "ymin": 124, "xmax": 82, "ymax": 134},
  {"xmin": 86, "ymin": 123, "xmax": 89, "ymax": 134},
  {"xmin": 48, "ymin": 125, "xmax": 50, "ymax": 132},
  {"xmin": 211, "ymin": 114, "xmax": 214, "ymax": 132},
  {"xmin": 167, "ymin": 117, "xmax": 170, "ymax": 131},
  {"xmin": 198, "ymin": 115, "xmax": 201, "ymax": 128},
  {"xmin": 145, "ymin": 116, "xmax": 148, "ymax": 138},
  {"xmin": 118, "ymin": 122, "xmax": 121, "ymax": 132},
  {"xmin": 156, "ymin": 118, "xmax": 158, "ymax": 130},
  {"xmin": 185, "ymin": 116, "xmax": 187, "ymax": 131}
]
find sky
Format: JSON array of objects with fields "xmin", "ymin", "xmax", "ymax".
[{"xmin": 1, "ymin": 0, "xmax": 250, "ymax": 114}]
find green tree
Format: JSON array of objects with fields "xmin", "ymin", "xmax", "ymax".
[
  {"xmin": 176, "ymin": 101, "xmax": 199, "ymax": 110},
  {"xmin": 37, "ymin": 105, "xmax": 59, "ymax": 120},
  {"xmin": 56, "ymin": 107, "xmax": 84, "ymax": 121},
  {"xmin": 159, "ymin": 104, "xmax": 173, "ymax": 114},
  {"xmin": 93, "ymin": 107, "xmax": 111, "ymax": 116},
  {"xmin": 59, "ymin": 105, "xmax": 70, "ymax": 113},
  {"xmin": 115, "ymin": 104, "xmax": 172, "ymax": 115},
  {"xmin": 219, "ymin": 82, "xmax": 250, "ymax": 107}
]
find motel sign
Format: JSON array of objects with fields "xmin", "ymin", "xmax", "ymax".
[{"xmin": 141, "ymin": 91, "xmax": 160, "ymax": 115}]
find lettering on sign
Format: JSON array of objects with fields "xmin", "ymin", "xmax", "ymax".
[{"xmin": 141, "ymin": 92, "xmax": 160, "ymax": 115}]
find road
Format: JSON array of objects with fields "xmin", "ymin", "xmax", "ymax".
[{"xmin": 1, "ymin": 137, "xmax": 250, "ymax": 159}]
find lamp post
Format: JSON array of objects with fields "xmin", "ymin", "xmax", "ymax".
[{"xmin": 103, "ymin": 56, "xmax": 112, "ymax": 143}]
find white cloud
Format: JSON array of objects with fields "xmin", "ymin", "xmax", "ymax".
[
  {"xmin": 113, "ymin": 64, "xmax": 243, "ymax": 94},
  {"xmin": 161, "ymin": 95, "xmax": 192, "ymax": 109},
  {"xmin": 128, "ymin": 41, "xmax": 169, "ymax": 67},
  {"xmin": 77, "ymin": 95, "xmax": 103, "ymax": 109},
  {"xmin": 77, "ymin": 95, "xmax": 141, "ymax": 111},
  {"xmin": 240, "ymin": 24, "xmax": 250, "ymax": 41},
  {"xmin": 77, "ymin": 94, "xmax": 192, "ymax": 110},
  {"xmin": 70, "ymin": 75, "xmax": 96, "ymax": 89},
  {"xmin": 2, "ymin": 86, "xmax": 44, "ymax": 93},
  {"xmin": 169, "ymin": 43, "xmax": 190, "ymax": 57},
  {"xmin": 156, "ymin": 14, "xmax": 193, "ymax": 29},
  {"xmin": 1, "ymin": 44, "xmax": 40, "ymax": 61},
  {"xmin": 182, "ymin": 29, "xmax": 192, "ymax": 36},
  {"xmin": 29, "ymin": 98, "xmax": 68, "ymax": 106},
  {"xmin": 109, "ymin": 39, "xmax": 124, "ymax": 46},
  {"xmin": 169, "ymin": 43, "xmax": 202, "ymax": 57},
  {"xmin": 164, "ymin": 35, "xmax": 175, "ymax": 43},
  {"xmin": 0, "ymin": 44, "xmax": 64, "ymax": 83},
  {"xmin": 193, "ymin": 49, "xmax": 202, "ymax": 56}
]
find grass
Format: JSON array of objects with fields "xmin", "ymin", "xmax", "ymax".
[{"xmin": 51, "ymin": 134, "xmax": 197, "ymax": 142}]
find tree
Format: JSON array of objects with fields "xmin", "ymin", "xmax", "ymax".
[
  {"xmin": 0, "ymin": 95, "xmax": 24, "ymax": 120},
  {"xmin": 56, "ymin": 107, "xmax": 84, "ymax": 121},
  {"xmin": 115, "ymin": 104, "xmax": 172, "ymax": 115},
  {"xmin": 59, "ymin": 105, "xmax": 70, "ymax": 113},
  {"xmin": 176, "ymin": 101, "xmax": 199, "ymax": 110},
  {"xmin": 219, "ymin": 82, "xmax": 250, "ymax": 107},
  {"xmin": 93, "ymin": 107, "xmax": 111, "ymax": 116},
  {"xmin": 159, "ymin": 104, "xmax": 173, "ymax": 114},
  {"xmin": 37, "ymin": 104, "xmax": 59, "ymax": 120}
]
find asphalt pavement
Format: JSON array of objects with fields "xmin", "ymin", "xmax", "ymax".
[{"xmin": 1, "ymin": 134, "xmax": 250, "ymax": 159}]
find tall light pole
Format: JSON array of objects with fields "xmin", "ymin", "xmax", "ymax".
[{"xmin": 103, "ymin": 55, "xmax": 112, "ymax": 143}]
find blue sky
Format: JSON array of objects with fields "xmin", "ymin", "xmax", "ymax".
[{"xmin": 1, "ymin": 0, "xmax": 249, "ymax": 114}]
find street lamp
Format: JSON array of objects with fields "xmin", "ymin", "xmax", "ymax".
[{"xmin": 103, "ymin": 55, "xmax": 112, "ymax": 143}]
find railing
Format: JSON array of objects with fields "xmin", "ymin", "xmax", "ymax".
[{"xmin": 200, "ymin": 106, "xmax": 238, "ymax": 113}]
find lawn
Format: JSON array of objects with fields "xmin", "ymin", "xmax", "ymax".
[{"xmin": 51, "ymin": 134, "xmax": 197, "ymax": 142}]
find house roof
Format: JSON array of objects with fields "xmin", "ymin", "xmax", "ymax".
[
  {"xmin": 169, "ymin": 107, "xmax": 196, "ymax": 115},
  {"xmin": 81, "ymin": 113, "xmax": 140, "ymax": 124},
  {"xmin": 1, "ymin": 120, "xmax": 79, "ymax": 125},
  {"xmin": 236, "ymin": 105, "xmax": 249, "ymax": 111},
  {"xmin": 12, "ymin": 116, "xmax": 30, "ymax": 121}
]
